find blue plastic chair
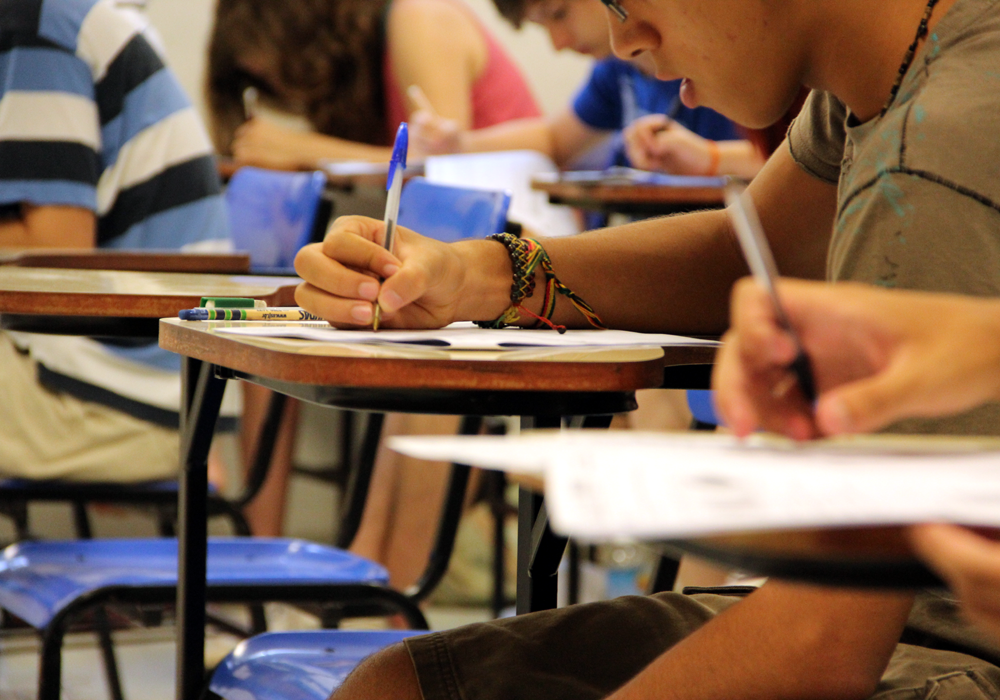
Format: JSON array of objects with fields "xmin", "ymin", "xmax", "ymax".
[
  {"xmin": 226, "ymin": 166, "xmax": 328, "ymax": 273},
  {"xmin": 398, "ymin": 177, "xmax": 511, "ymax": 242},
  {"xmin": 0, "ymin": 537, "xmax": 425, "ymax": 700},
  {"xmin": 208, "ymin": 630, "xmax": 424, "ymax": 700},
  {"xmin": 686, "ymin": 389, "xmax": 721, "ymax": 427},
  {"xmin": 0, "ymin": 170, "xmax": 327, "ymax": 542}
]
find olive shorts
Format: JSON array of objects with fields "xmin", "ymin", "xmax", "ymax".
[
  {"xmin": 0, "ymin": 334, "xmax": 180, "ymax": 482},
  {"xmin": 405, "ymin": 590, "xmax": 1000, "ymax": 700}
]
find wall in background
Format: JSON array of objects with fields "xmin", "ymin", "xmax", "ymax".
[{"xmin": 144, "ymin": 0, "xmax": 593, "ymax": 123}]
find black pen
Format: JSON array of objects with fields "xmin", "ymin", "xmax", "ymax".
[{"xmin": 724, "ymin": 179, "xmax": 817, "ymax": 403}]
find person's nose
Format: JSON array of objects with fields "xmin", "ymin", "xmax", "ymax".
[
  {"xmin": 608, "ymin": 14, "xmax": 654, "ymax": 61},
  {"xmin": 547, "ymin": 25, "xmax": 573, "ymax": 52}
]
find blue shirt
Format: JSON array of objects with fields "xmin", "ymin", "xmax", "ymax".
[{"xmin": 572, "ymin": 58, "xmax": 740, "ymax": 167}]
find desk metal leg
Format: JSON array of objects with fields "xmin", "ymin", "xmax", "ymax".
[
  {"xmin": 177, "ymin": 358, "xmax": 226, "ymax": 700},
  {"xmin": 515, "ymin": 414, "xmax": 614, "ymax": 615}
]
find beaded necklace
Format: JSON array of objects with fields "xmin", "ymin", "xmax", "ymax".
[{"xmin": 882, "ymin": 0, "xmax": 940, "ymax": 117}]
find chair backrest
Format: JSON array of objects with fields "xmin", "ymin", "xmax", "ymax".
[
  {"xmin": 225, "ymin": 167, "xmax": 327, "ymax": 272},
  {"xmin": 423, "ymin": 151, "xmax": 580, "ymax": 237},
  {"xmin": 397, "ymin": 177, "xmax": 510, "ymax": 242}
]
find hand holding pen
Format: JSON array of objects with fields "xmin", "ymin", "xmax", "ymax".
[
  {"xmin": 407, "ymin": 85, "xmax": 461, "ymax": 157},
  {"xmin": 372, "ymin": 122, "xmax": 409, "ymax": 330}
]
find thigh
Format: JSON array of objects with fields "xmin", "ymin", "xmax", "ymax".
[
  {"xmin": 406, "ymin": 592, "xmax": 740, "ymax": 700},
  {"xmin": 0, "ymin": 334, "xmax": 179, "ymax": 482},
  {"xmin": 875, "ymin": 644, "xmax": 1000, "ymax": 699}
]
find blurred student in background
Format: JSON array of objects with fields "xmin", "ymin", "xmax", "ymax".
[
  {"xmin": 0, "ymin": 0, "xmax": 233, "ymax": 485},
  {"xmin": 412, "ymin": 0, "xmax": 763, "ymax": 179},
  {"xmin": 207, "ymin": 0, "xmax": 541, "ymax": 170}
]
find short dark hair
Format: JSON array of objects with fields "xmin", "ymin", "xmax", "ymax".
[{"xmin": 492, "ymin": 0, "xmax": 536, "ymax": 28}]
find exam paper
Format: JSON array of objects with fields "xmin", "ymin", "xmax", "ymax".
[
  {"xmin": 388, "ymin": 432, "xmax": 1000, "ymax": 541},
  {"xmin": 215, "ymin": 322, "xmax": 719, "ymax": 351}
]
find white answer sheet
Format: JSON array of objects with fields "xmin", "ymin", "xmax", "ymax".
[
  {"xmin": 388, "ymin": 432, "xmax": 1000, "ymax": 541},
  {"xmin": 215, "ymin": 321, "xmax": 719, "ymax": 351}
]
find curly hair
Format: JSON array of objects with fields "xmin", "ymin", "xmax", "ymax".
[{"xmin": 207, "ymin": 0, "xmax": 391, "ymax": 154}]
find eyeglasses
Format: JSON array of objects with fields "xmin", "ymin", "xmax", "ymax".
[{"xmin": 599, "ymin": 0, "xmax": 628, "ymax": 22}]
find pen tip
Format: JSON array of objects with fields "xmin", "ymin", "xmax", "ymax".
[{"xmin": 372, "ymin": 304, "xmax": 381, "ymax": 332}]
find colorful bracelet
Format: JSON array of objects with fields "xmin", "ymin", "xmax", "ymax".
[{"xmin": 476, "ymin": 233, "xmax": 606, "ymax": 332}]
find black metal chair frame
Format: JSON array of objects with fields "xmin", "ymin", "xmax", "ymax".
[{"xmin": 10, "ymin": 382, "xmax": 479, "ymax": 700}]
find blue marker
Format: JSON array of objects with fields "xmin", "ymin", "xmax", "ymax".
[{"xmin": 372, "ymin": 122, "xmax": 408, "ymax": 331}]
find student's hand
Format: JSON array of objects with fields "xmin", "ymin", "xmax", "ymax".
[
  {"xmin": 409, "ymin": 108, "xmax": 463, "ymax": 158},
  {"xmin": 712, "ymin": 278, "xmax": 1000, "ymax": 440},
  {"xmin": 293, "ymin": 215, "xmax": 470, "ymax": 329},
  {"xmin": 908, "ymin": 523, "xmax": 1000, "ymax": 643},
  {"xmin": 231, "ymin": 118, "xmax": 317, "ymax": 170},
  {"xmin": 623, "ymin": 114, "xmax": 717, "ymax": 176}
]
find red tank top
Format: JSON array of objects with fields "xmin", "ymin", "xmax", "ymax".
[{"xmin": 382, "ymin": 1, "xmax": 541, "ymax": 140}]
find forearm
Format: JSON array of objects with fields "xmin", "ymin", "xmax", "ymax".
[
  {"xmin": 717, "ymin": 140, "xmax": 766, "ymax": 179},
  {"xmin": 610, "ymin": 582, "xmax": 914, "ymax": 700},
  {"xmin": 300, "ymin": 132, "xmax": 392, "ymax": 164},
  {"xmin": 450, "ymin": 144, "xmax": 832, "ymax": 333},
  {"xmin": 460, "ymin": 118, "xmax": 558, "ymax": 161},
  {"xmin": 454, "ymin": 209, "xmax": 744, "ymax": 333},
  {"xmin": 0, "ymin": 205, "xmax": 95, "ymax": 248}
]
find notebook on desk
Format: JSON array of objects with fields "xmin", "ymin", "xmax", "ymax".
[{"xmin": 537, "ymin": 166, "xmax": 729, "ymax": 189}]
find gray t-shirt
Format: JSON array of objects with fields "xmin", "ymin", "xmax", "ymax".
[{"xmin": 787, "ymin": 0, "xmax": 1000, "ymax": 436}]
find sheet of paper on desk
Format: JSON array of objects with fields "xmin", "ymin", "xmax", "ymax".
[
  {"xmin": 388, "ymin": 432, "xmax": 1000, "ymax": 541},
  {"xmin": 216, "ymin": 321, "xmax": 720, "ymax": 350}
]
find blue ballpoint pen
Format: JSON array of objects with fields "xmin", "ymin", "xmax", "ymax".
[
  {"xmin": 724, "ymin": 179, "xmax": 818, "ymax": 404},
  {"xmin": 372, "ymin": 122, "xmax": 408, "ymax": 331}
]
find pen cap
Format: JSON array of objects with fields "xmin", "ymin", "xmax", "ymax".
[{"xmin": 387, "ymin": 123, "xmax": 408, "ymax": 190}]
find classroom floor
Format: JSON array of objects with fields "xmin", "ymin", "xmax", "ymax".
[{"xmin": 0, "ymin": 414, "xmax": 497, "ymax": 700}]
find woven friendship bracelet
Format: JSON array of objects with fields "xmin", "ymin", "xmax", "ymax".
[{"xmin": 476, "ymin": 233, "xmax": 606, "ymax": 332}]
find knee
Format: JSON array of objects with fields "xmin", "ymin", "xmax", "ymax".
[{"xmin": 331, "ymin": 642, "xmax": 422, "ymax": 700}]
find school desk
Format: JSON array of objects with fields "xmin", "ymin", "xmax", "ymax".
[
  {"xmin": 159, "ymin": 317, "xmax": 715, "ymax": 699},
  {"xmin": 218, "ymin": 155, "xmax": 424, "ymax": 190},
  {"xmin": 0, "ymin": 248, "xmax": 251, "ymax": 274},
  {"xmin": 664, "ymin": 526, "xmax": 942, "ymax": 589},
  {"xmin": 531, "ymin": 173, "xmax": 726, "ymax": 217},
  {"xmin": 0, "ymin": 266, "xmax": 297, "ymax": 337},
  {"xmin": 0, "ymin": 268, "xmax": 301, "ymax": 700}
]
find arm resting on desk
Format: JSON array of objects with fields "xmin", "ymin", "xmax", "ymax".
[
  {"xmin": 0, "ymin": 204, "xmax": 95, "ymax": 249},
  {"xmin": 295, "ymin": 143, "xmax": 835, "ymax": 334},
  {"xmin": 452, "ymin": 109, "xmax": 609, "ymax": 169},
  {"xmin": 609, "ymin": 581, "xmax": 914, "ymax": 700}
]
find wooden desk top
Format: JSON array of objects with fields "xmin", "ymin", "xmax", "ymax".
[
  {"xmin": 0, "ymin": 249, "xmax": 251, "ymax": 274},
  {"xmin": 0, "ymin": 268, "xmax": 299, "ymax": 318},
  {"xmin": 532, "ymin": 177, "xmax": 725, "ymax": 215},
  {"xmin": 159, "ymin": 318, "xmax": 715, "ymax": 414},
  {"xmin": 218, "ymin": 157, "xmax": 424, "ymax": 191},
  {"xmin": 0, "ymin": 268, "xmax": 299, "ymax": 338}
]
